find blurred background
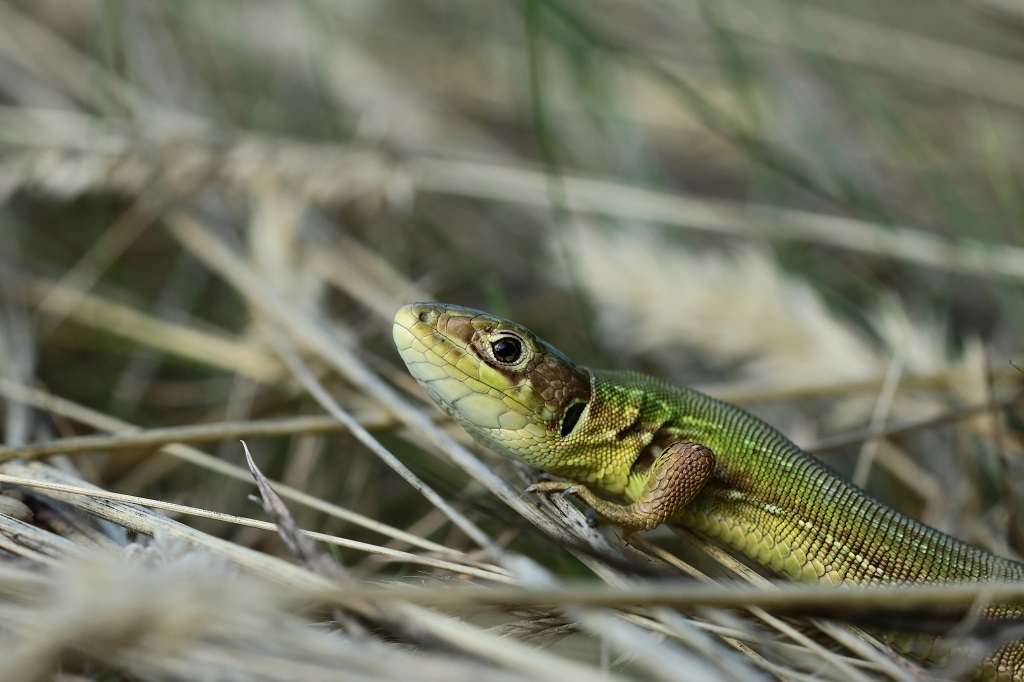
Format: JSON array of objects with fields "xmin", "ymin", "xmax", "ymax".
[{"xmin": 1, "ymin": 1, "xmax": 1024, "ymax": 678}]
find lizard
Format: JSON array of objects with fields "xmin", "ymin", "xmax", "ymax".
[{"xmin": 392, "ymin": 301, "xmax": 1024, "ymax": 679}]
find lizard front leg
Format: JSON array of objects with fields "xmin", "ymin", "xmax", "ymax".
[{"xmin": 527, "ymin": 442, "xmax": 715, "ymax": 539}]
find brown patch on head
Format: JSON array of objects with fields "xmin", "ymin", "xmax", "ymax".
[
  {"xmin": 529, "ymin": 353, "xmax": 590, "ymax": 427},
  {"xmin": 424, "ymin": 304, "xmax": 591, "ymax": 423},
  {"xmin": 439, "ymin": 311, "xmax": 477, "ymax": 345}
]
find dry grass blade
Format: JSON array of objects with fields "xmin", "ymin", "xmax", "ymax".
[
  {"xmin": 243, "ymin": 440, "xmax": 352, "ymax": 579},
  {"xmin": 410, "ymin": 158, "xmax": 1024, "ymax": 281},
  {"xmin": 0, "ymin": 463, "xmax": 619, "ymax": 680},
  {"xmin": 713, "ymin": 2, "xmax": 1024, "ymax": 110},
  {"xmin": 0, "ymin": 411, "xmax": 440, "ymax": 461},
  {"xmin": 257, "ymin": 317, "xmax": 496, "ymax": 551},
  {"xmin": 4, "ymin": 105, "xmax": 1023, "ymax": 281},
  {"xmin": 7, "ymin": 271, "xmax": 281, "ymax": 382},
  {"xmin": 0, "ymin": 544, "xmax": 533, "ymax": 682},
  {"xmin": 0, "ymin": 379, "xmax": 467, "ymax": 557},
  {"xmin": 0, "ymin": 470, "xmax": 510, "ymax": 583}
]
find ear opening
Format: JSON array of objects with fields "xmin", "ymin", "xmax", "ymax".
[{"xmin": 560, "ymin": 402, "xmax": 586, "ymax": 437}]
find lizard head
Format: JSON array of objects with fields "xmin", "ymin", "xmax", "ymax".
[{"xmin": 393, "ymin": 302, "xmax": 592, "ymax": 469}]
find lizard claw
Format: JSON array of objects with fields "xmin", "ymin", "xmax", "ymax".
[{"xmin": 525, "ymin": 481, "xmax": 573, "ymax": 495}]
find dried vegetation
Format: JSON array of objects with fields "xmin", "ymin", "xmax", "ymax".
[{"xmin": 1, "ymin": 1, "xmax": 1023, "ymax": 680}]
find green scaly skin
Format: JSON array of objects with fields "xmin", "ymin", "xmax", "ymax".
[{"xmin": 393, "ymin": 302, "xmax": 1024, "ymax": 679}]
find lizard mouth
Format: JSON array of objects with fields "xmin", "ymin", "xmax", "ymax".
[{"xmin": 392, "ymin": 303, "xmax": 465, "ymax": 408}]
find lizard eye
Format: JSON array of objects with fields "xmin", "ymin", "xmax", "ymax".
[{"xmin": 490, "ymin": 336, "xmax": 523, "ymax": 364}]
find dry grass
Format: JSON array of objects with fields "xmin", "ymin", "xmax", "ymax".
[{"xmin": 0, "ymin": 1, "xmax": 1023, "ymax": 680}]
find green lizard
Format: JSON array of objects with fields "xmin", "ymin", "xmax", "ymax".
[{"xmin": 393, "ymin": 302, "xmax": 1024, "ymax": 679}]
